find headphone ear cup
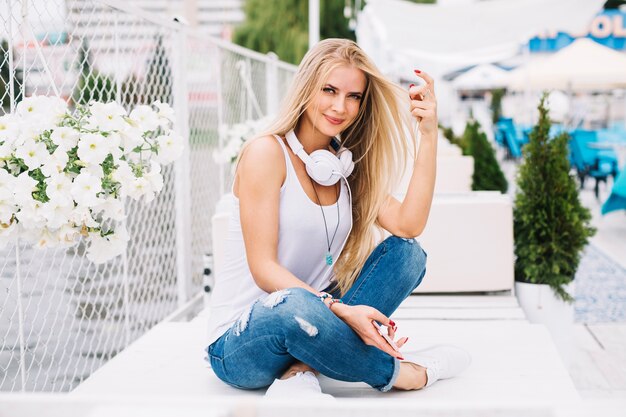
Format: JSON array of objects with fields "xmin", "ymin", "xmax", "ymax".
[
  {"xmin": 338, "ymin": 149, "xmax": 354, "ymax": 178},
  {"xmin": 308, "ymin": 150, "xmax": 343, "ymax": 186}
]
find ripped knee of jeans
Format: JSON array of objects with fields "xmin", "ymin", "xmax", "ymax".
[
  {"xmin": 262, "ymin": 289, "xmax": 290, "ymax": 309},
  {"xmin": 294, "ymin": 316, "xmax": 318, "ymax": 337},
  {"xmin": 233, "ymin": 302, "xmax": 255, "ymax": 336}
]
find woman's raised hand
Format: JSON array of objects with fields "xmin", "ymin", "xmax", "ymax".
[
  {"xmin": 334, "ymin": 304, "xmax": 408, "ymax": 359},
  {"xmin": 409, "ymin": 69, "xmax": 438, "ymax": 138}
]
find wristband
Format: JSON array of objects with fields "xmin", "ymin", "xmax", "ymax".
[
  {"xmin": 328, "ymin": 298, "xmax": 343, "ymax": 309},
  {"xmin": 318, "ymin": 292, "xmax": 333, "ymax": 302}
]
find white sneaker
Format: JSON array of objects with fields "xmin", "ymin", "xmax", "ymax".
[
  {"xmin": 402, "ymin": 345, "xmax": 471, "ymax": 388},
  {"xmin": 264, "ymin": 371, "xmax": 335, "ymax": 400}
]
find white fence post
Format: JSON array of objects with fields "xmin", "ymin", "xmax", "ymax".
[
  {"xmin": 6, "ymin": 0, "xmax": 16, "ymax": 112},
  {"xmin": 172, "ymin": 27, "xmax": 193, "ymax": 307},
  {"xmin": 216, "ymin": 46, "xmax": 225, "ymax": 197},
  {"xmin": 266, "ymin": 52, "xmax": 279, "ymax": 117}
]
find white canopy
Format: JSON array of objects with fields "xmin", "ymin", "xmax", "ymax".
[
  {"xmin": 452, "ymin": 64, "xmax": 509, "ymax": 91},
  {"xmin": 506, "ymin": 38, "xmax": 626, "ymax": 91},
  {"xmin": 357, "ymin": 0, "xmax": 606, "ymax": 78}
]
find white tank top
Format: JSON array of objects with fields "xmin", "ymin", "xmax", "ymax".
[{"xmin": 206, "ymin": 135, "xmax": 352, "ymax": 345}]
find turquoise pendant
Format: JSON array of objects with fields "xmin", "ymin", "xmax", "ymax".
[{"xmin": 325, "ymin": 252, "xmax": 333, "ymax": 266}]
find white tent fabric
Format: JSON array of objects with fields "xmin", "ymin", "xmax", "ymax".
[
  {"xmin": 506, "ymin": 38, "xmax": 626, "ymax": 91},
  {"xmin": 452, "ymin": 64, "xmax": 509, "ymax": 91},
  {"xmin": 357, "ymin": 0, "xmax": 606, "ymax": 78}
]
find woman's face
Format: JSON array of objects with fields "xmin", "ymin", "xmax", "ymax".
[{"xmin": 303, "ymin": 65, "xmax": 367, "ymax": 138}]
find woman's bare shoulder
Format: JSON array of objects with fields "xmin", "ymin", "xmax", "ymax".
[
  {"xmin": 236, "ymin": 135, "xmax": 286, "ymax": 188},
  {"xmin": 241, "ymin": 135, "xmax": 285, "ymax": 163}
]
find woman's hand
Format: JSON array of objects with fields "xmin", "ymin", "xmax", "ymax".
[
  {"xmin": 409, "ymin": 70, "xmax": 438, "ymax": 138},
  {"xmin": 332, "ymin": 304, "xmax": 408, "ymax": 359}
]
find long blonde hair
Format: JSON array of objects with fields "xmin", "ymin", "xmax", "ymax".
[{"xmin": 238, "ymin": 38, "xmax": 416, "ymax": 296}]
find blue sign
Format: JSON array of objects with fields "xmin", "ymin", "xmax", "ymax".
[{"xmin": 529, "ymin": 10, "xmax": 626, "ymax": 52}]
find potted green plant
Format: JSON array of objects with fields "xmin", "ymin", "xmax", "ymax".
[
  {"xmin": 461, "ymin": 119, "xmax": 508, "ymax": 193},
  {"xmin": 513, "ymin": 94, "xmax": 595, "ymax": 347}
]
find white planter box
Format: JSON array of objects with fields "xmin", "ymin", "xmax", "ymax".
[{"xmin": 515, "ymin": 281, "xmax": 576, "ymax": 364}]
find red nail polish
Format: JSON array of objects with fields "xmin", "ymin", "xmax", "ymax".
[
  {"xmin": 398, "ymin": 356, "xmax": 405, "ymax": 360},
  {"xmin": 414, "ymin": 69, "xmax": 421, "ymax": 74},
  {"xmin": 389, "ymin": 320, "xmax": 396, "ymax": 327},
  {"xmin": 409, "ymin": 83, "xmax": 415, "ymax": 88},
  {"xmin": 405, "ymin": 337, "xmax": 409, "ymax": 343}
]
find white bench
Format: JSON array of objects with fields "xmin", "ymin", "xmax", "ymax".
[
  {"xmin": 396, "ymin": 140, "xmax": 474, "ymax": 195},
  {"xmin": 72, "ymin": 295, "xmax": 579, "ymax": 404},
  {"xmin": 212, "ymin": 192, "xmax": 514, "ymax": 295}
]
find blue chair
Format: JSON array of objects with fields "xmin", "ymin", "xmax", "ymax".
[
  {"xmin": 602, "ymin": 168, "xmax": 626, "ymax": 215},
  {"xmin": 496, "ymin": 118, "xmax": 523, "ymax": 159},
  {"xmin": 569, "ymin": 130, "xmax": 619, "ymax": 198}
]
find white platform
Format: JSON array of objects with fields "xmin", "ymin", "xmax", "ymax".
[{"xmin": 73, "ymin": 295, "xmax": 579, "ymax": 404}]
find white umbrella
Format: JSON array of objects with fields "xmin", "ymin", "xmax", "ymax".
[
  {"xmin": 507, "ymin": 38, "xmax": 626, "ymax": 91},
  {"xmin": 452, "ymin": 64, "xmax": 510, "ymax": 91}
]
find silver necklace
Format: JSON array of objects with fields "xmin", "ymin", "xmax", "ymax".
[{"xmin": 309, "ymin": 178, "xmax": 340, "ymax": 266}]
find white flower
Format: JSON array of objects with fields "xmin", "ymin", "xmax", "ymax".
[
  {"xmin": 154, "ymin": 133, "xmax": 184, "ymax": 164},
  {"xmin": 144, "ymin": 161, "xmax": 164, "ymax": 197},
  {"xmin": 45, "ymin": 173, "xmax": 73, "ymax": 205},
  {"xmin": 0, "ymin": 169, "xmax": 15, "ymax": 195},
  {"xmin": 112, "ymin": 159, "xmax": 134, "ymax": 182},
  {"xmin": 93, "ymin": 196, "xmax": 126, "ymax": 221},
  {"xmin": 15, "ymin": 122, "xmax": 46, "ymax": 147},
  {"xmin": 0, "ymin": 141, "xmax": 12, "ymax": 159},
  {"xmin": 125, "ymin": 176, "xmax": 151, "ymax": 201},
  {"xmin": 106, "ymin": 132, "xmax": 123, "ymax": 161},
  {"xmin": 15, "ymin": 139, "xmax": 50, "ymax": 170},
  {"xmin": 153, "ymin": 100, "xmax": 175, "ymax": 124},
  {"xmin": 89, "ymin": 101, "xmax": 127, "ymax": 131},
  {"xmin": 82, "ymin": 163, "xmax": 104, "ymax": 179},
  {"xmin": 50, "ymin": 126, "xmax": 79, "ymax": 151},
  {"xmin": 13, "ymin": 172, "xmax": 38, "ymax": 206},
  {"xmin": 77, "ymin": 133, "xmax": 110, "ymax": 165},
  {"xmin": 40, "ymin": 148, "xmax": 69, "ymax": 177},
  {"xmin": 69, "ymin": 205, "xmax": 98, "ymax": 228},
  {"xmin": 0, "ymin": 114, "xmax": 20, "ymax": 143},
  {"xmin": 86, "ymin": 226, "xmax": 130, "ymax": 264},
  {"xmin": 45, "ymin": 96, "xmax": 69, "ymax": 125},
  {"xmin": 129, "ymin": 105, "xmax": 160, "ymax": 132},
  {"xmin": 0, "ymin": 220, "xmax": 17, "ymax": 250},
  {"xmin": 40, "ymin": 199, "xmax": 73, "ymax": 230},
  {"xmin": 15, "ymin": 200, "xmax": 47, "ymax": 231},
  {"xmin": 71, "ymin": 171, "xmax": 103, "ymax": 207},
  {"xmin": 45, "ymin": 175, "xmax": 73, "ymax": 197},
  {"xmin": 0, "ymin": 171, "xmax": 17, "ymax": 224},
  {"xmin": 34, "ymin": 227, "xmax": 57, "ymax": 249},
  {"xmin": 119, "ymin": 126, "xmax": 144, "ymax": 153},
  {"xmin": 16, "ymin": 96, "xmax": 48, "ymax": 120},
  {"xmin": 15, "ymin": 96, "xmax": 66, "ymax": 127},
  {"xmin": 0, "ymin": 202, "xmax": 16, "ymax": 225},
  {"xmin": 55, "ymin": 223, "xmax": 80, "ymax": 247}
]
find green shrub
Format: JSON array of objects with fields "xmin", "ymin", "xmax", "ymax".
[
  {"xmin": 72, "ymin": 39, "xmax": 115, "ymax": 105},
  {"xmin": 462, "ymin": 120, "xmax": 508, "ymax": 193},
  {"xmin": 513, "ymin": 94, "xmax": 595, "ymax": 302},
  {"xmin": 1, "ymin": 39, "xmax": 23, "ymax": 109},
  {"xmin": 440, "ymin": 124, "xmax": 465, "ymax": 151},
  {"xmin": 490, "ymin": 88, "xmax": 505, "ymax": 124}
]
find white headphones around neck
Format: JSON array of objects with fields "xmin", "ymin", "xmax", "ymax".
[{"xmin": 285, "ymin": 129, "xmax": 354, "ymax": 186}]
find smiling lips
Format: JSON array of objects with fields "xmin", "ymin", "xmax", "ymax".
[{"xmin": 324, "ymin": 115, "xmax": 344, "ymax": 125}]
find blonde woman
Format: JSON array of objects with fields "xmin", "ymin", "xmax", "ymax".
[{"xmin": 206, "ymin": 38, "xmax": 470, "ymax": 396}]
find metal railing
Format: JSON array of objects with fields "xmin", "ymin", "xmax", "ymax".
[{"xmin": 0, "ymin": 0, "xmax": 296, "ymax": 392}]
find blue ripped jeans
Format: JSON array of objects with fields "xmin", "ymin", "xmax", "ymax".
[{"xmin": 206, "ymin": 235, "xmax": 427, "ymax": 392}]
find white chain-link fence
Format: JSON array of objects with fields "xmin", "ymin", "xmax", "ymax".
[{"xmin": 0, "ymin": 0, "xmax": 296, "ymax": 392}]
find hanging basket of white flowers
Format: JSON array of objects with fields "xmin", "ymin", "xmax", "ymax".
[
  {"xmin": 212, "ymin": 116, "xmax": 272, "ymax": 165},
  {"xmin": 0, "ymin": 95, "xmax": 184, "ymax": 264}
]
